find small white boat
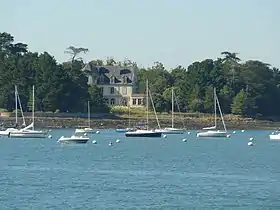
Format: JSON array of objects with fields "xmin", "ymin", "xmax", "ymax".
[
  {"xmin": 75, "ymin": 127, "xmax": 95, "ymax": 134},
  {"xmin": 125, "ymin": 129, "xmax": 162, "ymax": 137},
  {"xmin": 269, "ymin": 133, "xmax": 280, "ymax": 140},
  {"xmin": 197, "ymin": 88, "xmax": 229, "ymax": 138},
  {"xmin": 57, "ymin": 135, "xmax": 89, "ymax": 144},
  {"xmin": 75, "ymin": 101, "xmax": 95, "ymax": 134}
]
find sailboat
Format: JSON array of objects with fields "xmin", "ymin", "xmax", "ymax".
[
  {"xmin": 116, "ymin": 106, "xmax": 136, "ymax": 133},
  {"xmin": 197, "ymin": 87, "xmax": 229, "ymax": 138},
  {"xmin": 0, "ymin": 85, "xmax": 26, "ymax": 136},
  {"xmin": 155, "ymin": 87, "xmax": 185, "ymax": 134},
  {"xmin": 9, "ymin": 85, "xmax": 48, "ymax": 138},
  {"xmin": 125, "ymin": 80, "xmax": 162, "ymax": 137},
  {"xmin": 75, "ymin": 101, "xmax": 95, "ymax": 134}
]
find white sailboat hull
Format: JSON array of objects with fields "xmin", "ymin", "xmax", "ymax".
[
  {"xmin": 197, "ymin": 130, "xmax": 228, "ymax": 138},
  {"xmin": 0, "ymin": 128, "xmax": 19, "ymax": 136},
  {"xmin": 58, "ymin": 135, "xmax": 89, "ymax": 144},
  {"xmin": 75, "ymin": 128, "xmax": 95, "ymax": 134},
  {"xmin": 269, "ymin": 134, "xmax": 280, "ymax": 140},
  {"xmin": 155, "ymin": 128, "xmax": 185, "ymax": 134},
  {"xmin": 9, "ymin": 130, "xmax": 48, "ymax": 138}
]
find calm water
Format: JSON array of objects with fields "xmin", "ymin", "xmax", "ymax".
[{"xmin": 0, "ymin": 129, "xmax": 280, "ymax": 209}]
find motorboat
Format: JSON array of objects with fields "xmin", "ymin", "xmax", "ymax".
[
  {"xmin": 75, "ymin": 127, "xmax": 95, "ymax": 134},
  {"xmin": 269, "ymin": 132, "xmax": 280, "ymax": 140},
  {"xmin": 57, "ymin": 135, "xmax": 89, "ymax": 144}
]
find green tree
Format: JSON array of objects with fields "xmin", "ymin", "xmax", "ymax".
[
  {"xmin": 231, "ymin": 89, "xmax": 247, "ymax": 115},
  {"xmin": 203, "ymin": 86, "xmax": 214, "ymax": 113},
  {"xmin": 64, "ymin": 46, "xmax": 89, "ymax": 64},
  {"xmin": 105, "ymin": 57, "xmax": 116, "ymax": 66},
  {"xmin": 188, "ymin": 84, "xmax": 203, "ymax": 112},
  {"xmin": 88, "ymin": 85, "xmax": 108, "ymax": 112}
]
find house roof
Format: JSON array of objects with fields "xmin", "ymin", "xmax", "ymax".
[{"xmin": 82, "ymin": 62, "xmax": 137, "ymax": 84}]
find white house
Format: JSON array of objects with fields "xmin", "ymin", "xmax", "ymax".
[{"xmin": 82, "ymin": 62, "xmax": 145, "ymax": 107}]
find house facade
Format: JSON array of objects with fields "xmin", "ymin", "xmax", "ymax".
[{"xmin": 82, "ymin": 62, "xmax": 145, "ymax": 107}]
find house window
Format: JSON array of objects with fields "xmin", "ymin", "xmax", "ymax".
[
  {"xmin": 100, "ymin": 75, "xmax": 104, "ymax": 84},
  {"xmin": 138, "ymin": 99, "xmax": 142, "ymax": 105},
  {"xmin": 100, "ymin": 87, "xmax": 104, "ymax": 94},
  {"xmin": 110, "ymin": 98, "xmax": 115, "ymax": 105},
  {"xmin": 110, "ymin": 87, "xmax": 115, "ymax": 94},
  {"xmin": 122, "ymin": 87, "xmax": 127, "ymax": 95},
  {"xmin": 123, "ymin": 76, "xmax": 128, "ymax": 84},
  {"xmin": 110, "ymin": 76, "xmax": 115, "ymax": 84},
  {"xmin": 133, "ymin": 99, "xmax": 136, "ymax": 105},
  {"xmin": 105, "ymin": 98, "xmax": 109, "ymax": 104},
  {"xmin": 122, "ymin": 98, "xmax": 128, "ymax": 106}
]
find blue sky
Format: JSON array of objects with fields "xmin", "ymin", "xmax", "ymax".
[{"xmin": 1, "ymin": 0, "xmax": 279, "ymax": 69}]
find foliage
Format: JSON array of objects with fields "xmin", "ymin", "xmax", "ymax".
[
  {"xmin": 1, "ymin": 32, "xmax": 280, "ymax": 118},
  {"xmin": 0, "ymin": 32, "xmax": 107, "ymax": 113},
  {"xmin": 231, "ymin": 89, "xmax": 247, "ymax": 115},
  {"xmin": 64, "ymin": 46, "xmax": 89, "ymax": 63}
]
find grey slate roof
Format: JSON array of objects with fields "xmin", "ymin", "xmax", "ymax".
[{"xmin": 82, "ymin": 62, "xmax": 137, "ymax": 85}]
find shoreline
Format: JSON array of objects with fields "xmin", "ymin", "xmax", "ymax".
[{"xmin": 1, "ymin": 116, "xmax": 280, "ymax": 130}]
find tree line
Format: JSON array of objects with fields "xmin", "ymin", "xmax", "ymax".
[{"xmin": 1, "ymin": 32, "xmax": 280, "ymax": 118}]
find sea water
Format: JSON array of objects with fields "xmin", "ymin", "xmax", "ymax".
[{"xmin": 0, "ymin": 129, "xmax": 279, "ymax": 209}]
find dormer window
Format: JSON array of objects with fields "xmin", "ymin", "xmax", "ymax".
[
  {"xmin": 123, "ymin": 76, "xmax": 128, "ymax": 84},
  {"xmin": 110, "ymin": 75, "xmax": 115, "ymax": 84},
  {"xmin": 99, "ymin": 75, "xmax": 104, "ymax": 84}
]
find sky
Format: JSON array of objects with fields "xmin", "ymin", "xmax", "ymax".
[{"xmin": 1, "ymin": 0, "xmax": 279, "ymax": 69}]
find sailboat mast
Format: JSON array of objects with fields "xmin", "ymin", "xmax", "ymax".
[
  {"xmin": 128, "ymin": 105, "xmax": 131, "ymax": 128},
  {"xmin": 15, "ymin": 85, "xmax": 18, "ymax": 125},
  {"xmin": 146, "ymin": 80, "xmax": 149, "ymax": 130},
  {"xmin": 87, "ymin": 100, "xmax": 90, "ymax": 128},
  {"xmin": 216, "ymin": 91, "xmax": 227, "ymax": 132},
  {"xmin": 149, "ymin": 89, "xmax": 161, "ymax": 129},
  {"xmin": 171, "ymin": 87, "xmax": 174, "ymax": 128},
  {"xmin": 17, "ymin": 93, "xmax": 26, "ymax": 126},
  {"xmin": 214, "ymin": 87, "xmax": 217, "ymax": 128},
  {"xmin": 32, "ymin": 85, "xmax": 34, "ymax": 130}
]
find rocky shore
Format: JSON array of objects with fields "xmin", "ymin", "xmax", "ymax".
[{"xmin": 1, "ymin": 116, "xmax": 280, "ymax": 130}]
